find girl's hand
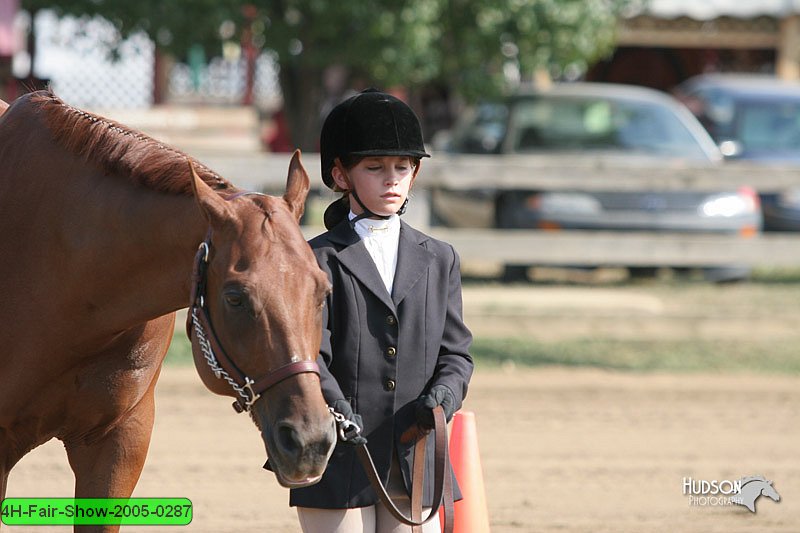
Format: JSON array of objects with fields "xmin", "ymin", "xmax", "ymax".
[{"xmin": 415, "ymin": 385, "xmax": 456, "ymax": 429}]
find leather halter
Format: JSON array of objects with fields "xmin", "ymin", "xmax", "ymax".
[{"xmin": 185, "ymin": 192, "xmax": 320, "ymax": 413}]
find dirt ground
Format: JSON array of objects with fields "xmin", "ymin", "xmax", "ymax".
[
  {"xmin": 5, "ymin": 284, "xmax": 800, "ymax": 532},
  {"xmin": 6, "ymin": 366, "xmax": 799, "ymax": 533}
]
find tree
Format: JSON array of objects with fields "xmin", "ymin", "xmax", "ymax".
[{"xmin": 20, "ymin": 0, "xmax": 639, "ymax": 150}]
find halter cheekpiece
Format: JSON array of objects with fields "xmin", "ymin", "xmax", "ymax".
[{"xmin": 185, "ymin": 191, "xmax": 320, "ymax": 413}]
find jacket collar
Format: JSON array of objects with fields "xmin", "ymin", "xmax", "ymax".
[{"xmin": 329, "ymin": 219, "xmax": 434, "ymax": 311}]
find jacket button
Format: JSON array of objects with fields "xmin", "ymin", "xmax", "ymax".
[
  {"xmin": 386, "ymin": 315, "xmax": 396, "ymax": 326},
  {"xmin": 387, "ymin": 347, "xmax": 396, "ymax": 357},
  {"xmin": 385, "ymin": 379, "xmax": 396, "ymax": 391}
]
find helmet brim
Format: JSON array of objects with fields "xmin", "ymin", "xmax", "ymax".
[{"xmin": 347, "ymin": 149, "xmax": 431, "ymax": 159}]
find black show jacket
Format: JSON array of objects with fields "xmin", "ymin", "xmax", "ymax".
[{"xmin": 289, "ymin": 219, "xmax": 473, "ymax": 509}]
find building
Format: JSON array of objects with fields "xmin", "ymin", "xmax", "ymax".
[{"xmin": 587, "ymin": 0, "xmax": 800, "ymax": 90}]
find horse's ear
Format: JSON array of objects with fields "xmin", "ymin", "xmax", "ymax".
[
  {"xmin": 188, "ymin": 160, "xmax": 234, "ymax": 226},
  {"xmin": 284, "ymin": 150, "xmax": 310, "ymax": 222}
]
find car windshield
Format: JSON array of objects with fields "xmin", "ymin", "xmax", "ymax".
[
  {"xmin": 450, "ymin": 103, "xmax": 509, "ymax": 154},
  {"xmin": 508, "ymin": 96, "xmax": 709, "ymax": 158},
  {"xmin": 735, "ymin": 100, "xmax": 800, "ymax": 153}
]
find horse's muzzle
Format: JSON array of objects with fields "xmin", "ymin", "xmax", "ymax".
[{"xmin": 262, "ymin": 416, "xmax": 336, "ymax": 488}]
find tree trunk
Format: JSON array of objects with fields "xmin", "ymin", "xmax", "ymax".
[
  {"xmin": 152, "ymin": 48, "xmax": 173, "ymax": 105},
  {"xmin": 279, "ymin": 62, "xmax": 324, "ymax": 153}
]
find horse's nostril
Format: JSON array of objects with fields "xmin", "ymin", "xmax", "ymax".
[{"xmin": 276, "ymin": 422, "xmax": 303, "ymax": 456}]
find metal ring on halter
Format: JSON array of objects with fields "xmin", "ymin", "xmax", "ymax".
[
  {"xmin": 242, "ymin": 377, "xmax": 261, "ymax": 409},
  {"xmin": 198, "ymin": 241, "xmax": 210, "ymax": 263}
]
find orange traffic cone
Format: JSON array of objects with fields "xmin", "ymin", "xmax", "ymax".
[{"xmin": 443, "ymin": 411, "xmax": 491, "ymax": 532}]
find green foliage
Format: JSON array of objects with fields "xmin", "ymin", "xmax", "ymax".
[
  {"xmin": 21, "ymin": 0, "xmax": 242, "ymax": 61},
  {"xmin": 20, "ymin": 1, "xmax": 641, "ymax": 148},
  {"xmin": 439, "ymin": 0, "xmax": 635, "ymax": 100},
  {"xmin": 22, "ymin": 0, "xmax": 638, "ymax": 98}
]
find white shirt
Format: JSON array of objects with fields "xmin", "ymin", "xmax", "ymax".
[{"xmin": 350, "ymin": 212, "xmax": 401, "ymax": 295}]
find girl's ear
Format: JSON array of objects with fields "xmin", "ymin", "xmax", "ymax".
[
  {"xmin": 409, "ymin": 159, "xmax": 422, "ymax": 189},
  {"xmin": 331, "ymin": 160, "xmax": 350, "ymax": 191}
]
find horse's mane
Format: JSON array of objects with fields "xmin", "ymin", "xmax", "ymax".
[{"xmin": 29, "ymin": 91, "xmax": 235, "ymax": 195}]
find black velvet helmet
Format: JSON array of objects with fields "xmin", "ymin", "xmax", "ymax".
[{"xmin": 320, "ymin": 88, "xmax": 430, "ymax": 189}]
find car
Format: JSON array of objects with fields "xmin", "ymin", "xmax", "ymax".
[
  {"xmin": 675, "ymin": 73, "xmax": 800, "ymax": 231},
  {"xmin": 432, "ymin": 82, "xmax": 762, "ymax": 281}
]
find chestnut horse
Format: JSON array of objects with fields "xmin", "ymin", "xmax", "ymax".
[{"xmin": 0, "ymin": 91, "xmax": 335, "ymax": 523}]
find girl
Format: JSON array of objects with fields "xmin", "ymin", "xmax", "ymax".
[{"xmin": 291, "ymin": 89, "xmax": 473, "ymax": 533}]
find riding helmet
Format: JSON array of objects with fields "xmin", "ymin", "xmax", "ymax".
[{"xmin": 320, "ymin": 88, "xmax": 430, "ymax": 189}]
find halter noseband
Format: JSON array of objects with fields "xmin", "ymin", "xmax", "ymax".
[{"xmin": 185, "ymin": 192, "xmax": 320, "ymax": 413}]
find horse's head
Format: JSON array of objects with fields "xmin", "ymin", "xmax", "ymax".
[
  {"xmin": 761, "ymin": 480, "xmax": 781, "ymax": 502},
  {"xmin": 187, "ymin": 151, "xmax": 335, "ymax": 488}
]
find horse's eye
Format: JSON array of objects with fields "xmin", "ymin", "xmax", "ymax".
[{"xmin": 224, "ymin": 292, "xmax": 244, "ymax": 307}]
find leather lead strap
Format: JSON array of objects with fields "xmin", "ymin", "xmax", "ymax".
[
  {"xmin": 355, "ymin": 406, "xmax": 453, "ymax": 532},
  {"xmin": 411, "ymin": 435, "xmax": 425, "ymax": 533}
]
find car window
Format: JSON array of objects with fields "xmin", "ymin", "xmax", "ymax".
[
  {"xmin": 687, "ymin": 88, "xmax": 736, "ymax": 140},
  {"xmin": 509, "ymin": 96, "xmax": 710, "ymax": 158},
  {"xmin": 450, "ymin": 103, "xmax": 508, "ymax": 154},
  {"xmin": 736, "ymin": 101, "xmax": 800, "ymax": 152}
]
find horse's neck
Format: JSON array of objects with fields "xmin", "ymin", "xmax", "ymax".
[{"xmin": 63, "ymin": 173, "xmax": 207, "ymax": 334}]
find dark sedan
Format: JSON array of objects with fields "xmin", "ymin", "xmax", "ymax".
[
  {"xmin": 433, "ymin": 82, "xmax": 762, "ymax": 281},
  {"xmin": 676, "ymin": 74, "xmax": 800, "ymax": 231}
]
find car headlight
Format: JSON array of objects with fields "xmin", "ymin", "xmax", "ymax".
[
  {"xmin": 700, "ymin": 187, "xmax": 759, "ymax": 217},
  {"xmin": 534, "ymin": 192, "xmax": 602, "ymax": 215}
]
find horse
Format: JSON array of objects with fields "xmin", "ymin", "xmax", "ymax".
[
  {"xmin": 732, "ymin": 475, "xmax": 781, "ymax": 513},
  {"xmin": 0, "ymin": 91, "xmax": 336, "ymax": 527}
]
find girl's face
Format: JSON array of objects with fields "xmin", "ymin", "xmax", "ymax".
[{"xmin": 332, "ymin": 156, "xmax": 418, "ymax": 217}]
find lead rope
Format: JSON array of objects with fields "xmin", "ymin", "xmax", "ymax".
[{"xmin": 331, "ymin": 405, "xmax": 454, "ymax": 532}]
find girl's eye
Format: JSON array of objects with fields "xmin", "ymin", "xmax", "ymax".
[{"xmin": 367, "ymin": 166, "xmax": 382, "ymax": 171}]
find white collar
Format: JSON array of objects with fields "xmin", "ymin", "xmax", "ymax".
[{"xmin": 350, "ymin": 212, "xmax": 400, "ymax": 238}]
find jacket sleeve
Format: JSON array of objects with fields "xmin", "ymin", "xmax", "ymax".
[
  {"xmin": 316, "ymin": 285, "xmax": 348, "ymax": 406},
  {"xmin": 430, "ymin": 244, "xmax": 474, "ymax": 409}
]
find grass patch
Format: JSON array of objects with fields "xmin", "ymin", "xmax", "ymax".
[
  {"xmin": 471, "ymin": 336, "xmax": 800, "ymax": 374},
  {"xmin": 167, "ymin": 332, "xmax": 800, "ymax": 374},
  {"xmin": 165, "ymin": 333, "xmax": 194, "ymax": 365}
]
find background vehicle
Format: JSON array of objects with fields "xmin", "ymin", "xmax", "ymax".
[
  {"xmin": 675, "ymin": 73, "xmax": 800, "ymax": 231},
  {"xmin": 433, "ymin": 82, "xmax": 762, "ymax": 281}
]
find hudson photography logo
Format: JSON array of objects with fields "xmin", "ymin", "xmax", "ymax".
[{"xmin": 683, "ymin": 476, "xmax": 781, "ymax": 513}]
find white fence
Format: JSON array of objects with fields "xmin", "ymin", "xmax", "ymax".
[{"xmin": 202, "ymin": 152, "xmax": 800, "ymax": 268}]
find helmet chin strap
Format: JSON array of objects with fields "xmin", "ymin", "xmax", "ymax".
[{"xmin": 350, "ymin": 190, "xmax": 409, "ymax": 225}]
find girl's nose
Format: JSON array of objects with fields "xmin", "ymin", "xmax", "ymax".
[{"xmin": 384, "ymin": 171, "xmax": 401, "ymax": 185}]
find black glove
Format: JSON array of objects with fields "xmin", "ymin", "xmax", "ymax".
[
  {"xmin": 415, "ymin": 385, "xmax": 457, "ymax": 430},
  {"xmin": 331, "ymin": 398, "xmax": 367, "ymax": 446}
]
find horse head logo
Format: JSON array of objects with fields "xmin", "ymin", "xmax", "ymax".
[{"xmin": 732, "ymin": 476, "xmax": 781, "ymax": 513}]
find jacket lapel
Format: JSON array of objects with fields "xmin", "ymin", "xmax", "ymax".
[
  {"xmin": 328, "ymin": 221, "xmax": 396, "ymax": 312},
  {"xmin": 392, "ymin": 222, "xmax": 435, "ymax": 306}
]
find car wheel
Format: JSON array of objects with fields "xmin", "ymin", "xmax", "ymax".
[
  {"xmin": 628, "ymin": 267, "xmax": 660, "ymax": 280},
  {"xmin": 501, "ymin": 265, "xmax": 531, "ymax": 283}
]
